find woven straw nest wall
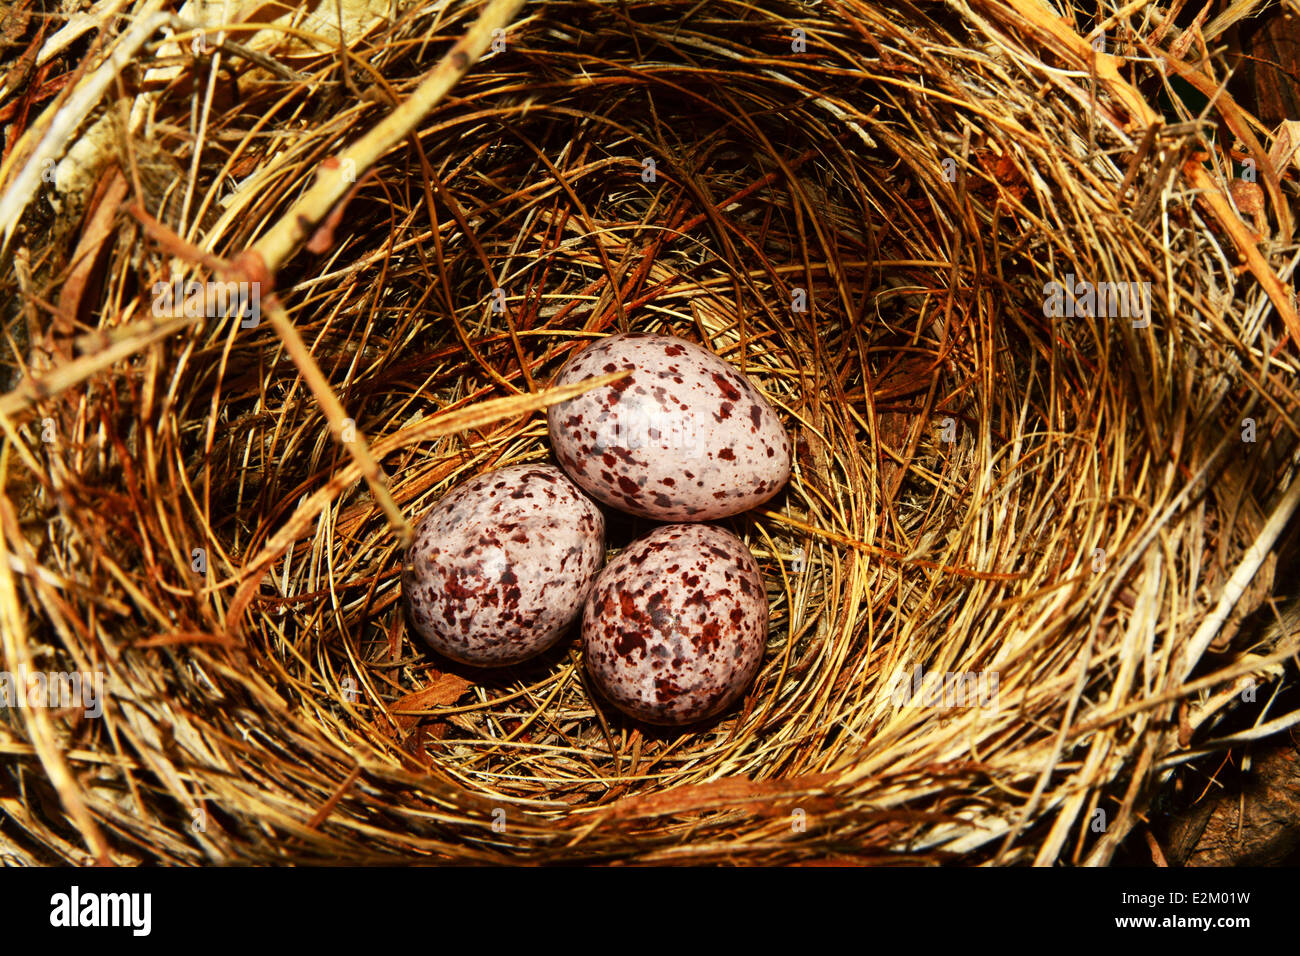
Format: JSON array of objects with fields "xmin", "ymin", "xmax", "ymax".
[{"xmin": 2, "ymin": 0, "xmax": 1298, "ymax": 865}]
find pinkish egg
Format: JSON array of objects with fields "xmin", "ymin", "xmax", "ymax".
[
  {"xmin": 547, "ymin": 333, "xmax": 791, "ymax": 521},
  {"xmin": 403, "ymin": 464, "xmax": 604, "ymax": 666},
  {"xmin": 582, "ymin": 524, "xmax": 767, "ymax": 725}
]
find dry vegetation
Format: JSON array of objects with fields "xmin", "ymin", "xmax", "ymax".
[{"xmin": 0, "ymin": 0, "xmax": 1298, "ymax": 864}]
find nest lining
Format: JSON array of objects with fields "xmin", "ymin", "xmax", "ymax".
[{"xmin": 1, "ymin": 0, "xmax": 1298, "ymax": 865}]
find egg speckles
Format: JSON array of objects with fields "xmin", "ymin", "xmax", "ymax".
[
  {"xmin": 582, "ymin": 524, "xmax": 767, "ymax": 725},
  {"xmin": 402, "ymin": 464, "xmax": 604, "ymax": 667},
  {"xmin": 547, "ymin": 333, "xmax": 791, "ymax": 521}
]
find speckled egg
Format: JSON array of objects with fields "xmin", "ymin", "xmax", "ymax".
[
  {"xmin": 582, "ymin": 524, "xmax": 767, "ymax": 725},
  {"xmin": 547, "ymin": 333, "xmax": 791, "ymax": 521},
  {"xmin": 402, "ymin": 464, "xmax": 604, "ymax": 667}
]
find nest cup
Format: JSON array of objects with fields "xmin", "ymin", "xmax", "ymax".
[{"xmin": 5, "ymin": 0, "xmax": 1299, "ymax": 865}]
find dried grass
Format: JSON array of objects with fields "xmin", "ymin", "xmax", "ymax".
[{"xmin": 1, "ymin": 0, "xmax": 1299, "ymax": 865}]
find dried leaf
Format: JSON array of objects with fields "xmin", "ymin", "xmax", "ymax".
[
  {"xmin": 1228, "ymin": 179, "xmax": 1266, "ymax": 239},
  {"xmin": 390, "ymin": 672, "xmax": 473, "ymax": 731},
  {"xmin": 601, "ymin": 773, "xmax": 838, "ymax": 820},
  {"xmin": 55, "ymin": 167, "xmax": 127, "ymax": 338},
  {"xmin": 1268, "ymin": 120, "xmax": 1300, "ymax": 177}
]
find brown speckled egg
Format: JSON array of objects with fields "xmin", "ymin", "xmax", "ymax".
[
  {"xmin": 582, "ymin": 524, "xmax": 767, "ymax": 725},
  {"xmin": 547, "ymin": 333, "xmax": 791, "ymax": 521},
  {"xmin": 402, "ymin": 464, "xmax": 604, "ymax": 667}
]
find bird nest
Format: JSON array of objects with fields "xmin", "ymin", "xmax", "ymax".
[{"xmin": 2, "ymin": 0, "xmax": 1298, "ymax": 865}]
